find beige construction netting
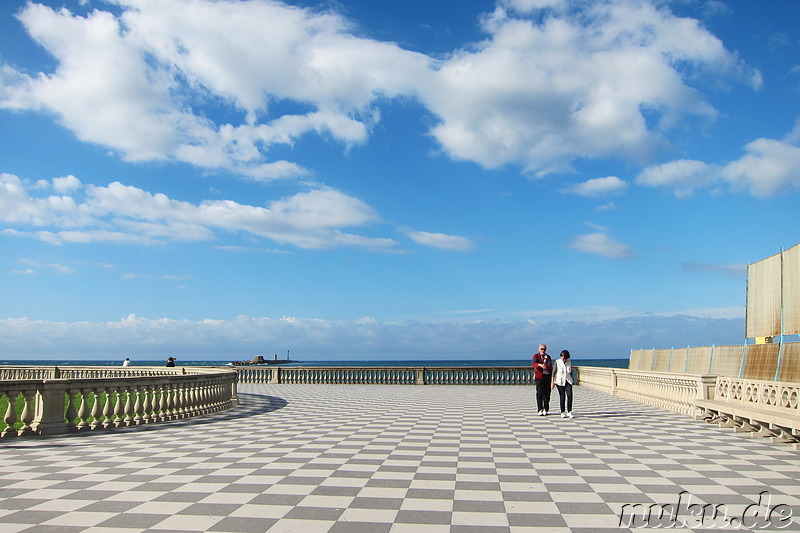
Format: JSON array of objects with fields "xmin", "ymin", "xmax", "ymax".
[
  {"xmin": 742, "ymin": 343, "xmax": 781, "ymax": 381},
  {"xmin": 651, "ymin": 349, "xmax": 672, "ymax": 372},
  {"xmin": 746, "ymin": 252, "xmax": 782, "ymax": 338},
  {"xmin": 686, "ymin": 346, "xmax": 713, "ymax": 374},
  {"xmin": 669, "ymin": 348, "xmax": 688, "ymax": 373},
  {"xmin": 777, "ymin": 342, "xmax": 800, "ymax": 382},
  {"xmin": 709, "ymin": 344, "xmax": 746, "ymax": 378},
  {"xmin": 783, "ymin": 243, "xmax": 800, "ymax": 336}
]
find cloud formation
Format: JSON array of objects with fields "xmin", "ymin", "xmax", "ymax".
[
  {"xmin": 422, "ymin": 0, "xmax": 758, "ymax": 175},
  {"xmin": 0, "ymin": 312, "xmax": 743, "ymax": 360},
  {"xmin": 0, "ymin": 173, "xmax": 394, "ymax": 250},
  {"xmin": 0, "ymin": 0, "xmax": 761, "ymax": 182},
  {"xmin": 1, "ymin": 174, "xmax": 485, "ymax": 252},
  {"xmin": 404, "ymin": 230, "xmax": 476, "ymax": 251},
  {"xmin": 569, "ymin": 231, "xmax": 635, "ymax": 259},
  {"xmin": 562, "ymin": 176, "xmax": 628, "ymax": 197},
  {"xmin": 637, "ymin": 125, "xmax": 800, "ymax": 197},
  {"xmin": 1, "ymin": 0, "xmax": 431, "ymax": 178}
]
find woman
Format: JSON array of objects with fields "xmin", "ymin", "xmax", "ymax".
[{"xmin": 552, "ymin": 349, "xmax": 574, "ymax": 418}]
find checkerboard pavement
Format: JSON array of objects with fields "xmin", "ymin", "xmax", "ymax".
[{"xmin": 1, "ymin": 383, "xmax": 799, "ymax": 533}]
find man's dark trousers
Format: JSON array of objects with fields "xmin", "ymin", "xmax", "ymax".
[{"xmin": 535, "ymin": 375, "xmax": 551, "ymax": 412}]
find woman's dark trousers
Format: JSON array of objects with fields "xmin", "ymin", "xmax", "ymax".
[{"xmin": 557, "ymin": 383, "xmax": 573, "ymax": 413}]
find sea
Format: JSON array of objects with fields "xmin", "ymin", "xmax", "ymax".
[{"xmin": 0, "ymin": 358, "xmax": 629, "ymax": 368}]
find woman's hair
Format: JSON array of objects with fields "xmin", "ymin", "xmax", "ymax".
[{"xmin": 560, "ymin": 350, "xmax": 571, "ymax": 359}]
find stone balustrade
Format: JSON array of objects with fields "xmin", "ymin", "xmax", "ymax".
[
  {"xmin": 574, "ymin": 367, "xmax": 716, "ymax": 416},
  {"xmin": 575, "ymin": 366, "xmax": 800, "ymax": 447},
  {"xmin": 233, "ymin": 365, "xmax": 537, "ymax": 385},
  {"xmin": 712, "ymin": 377, "xmax": 800, "ymax": 411},
  {"xmin": 6, "ymin": 363, "xmax": 797, "ymax": 446},
  {"xmin": 0, "ymin": 367, "xmax": 238, "ymax": 438},
  {"xmin": 695, "ymin": 377, "xmax": 800, "ymax": 447}
]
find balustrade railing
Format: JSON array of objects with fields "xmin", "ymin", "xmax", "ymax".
[
  {"xmin": 713, "ymin": 377, "xmax": 800, "ymax": 413},
  {"xmin": 574, "ymin": 367, "xmax": 715, "ymax": 416},
  {"xmin": 0, "ymin": 367, "xmax": 238, "ymax": 438},
  {"xmin": 232, "ymin": 365, "xmax": 536, "ymax": 385}
]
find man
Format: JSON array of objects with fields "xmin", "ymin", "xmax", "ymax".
[{"xmin": 532, "ymin": 344, "xmax": 552, "ymax": 415}]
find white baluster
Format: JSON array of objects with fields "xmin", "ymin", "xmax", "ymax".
[
  {"xmin": 2, "ymin": 391, "xmax": 18, "ymax": 438},
  {"xmin": 17, "ymin": 390, "xmax": 35, "ymax": 436}
]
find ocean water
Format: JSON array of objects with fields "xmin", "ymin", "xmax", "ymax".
[{"xmin": 0, "ymin": 358, "xmax": 629, "ymax": 368}]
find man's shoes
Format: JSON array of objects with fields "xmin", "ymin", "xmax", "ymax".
[
  {"xmin": 542, "ymin": 411, "xmax": 547, "ymax": 416},
  {"xmin": 567, "ymin": 412, "xmax": 574, "ymax": 418},
  {"xmin": 561, "ymin": 412, "xmax": 567, "ymax": 418},
  {"xmin": 538, "ymin": 410, "xmax": 544, "ymax": 416}
]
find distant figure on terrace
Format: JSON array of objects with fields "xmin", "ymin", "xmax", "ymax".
[
  {"xmin": 122, "ymin": 358, "xmax": 130, "ymax": 367},
  {"xmin": 166, "ymin": 357, "xmax": 176, "ymax": 367}
]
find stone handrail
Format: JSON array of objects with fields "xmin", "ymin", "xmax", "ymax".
[
  {"xmin": 233, "ymin": 365, "xmax": 537, "ymax": 385},
  {"xmin": 575, "ymin": 367, "xmax": 800, "ymax": 447},
  {"xmin": 694, "ymin": 377, "xmax": 800, "ymax": 447},
  {"xmin": 712, "ymin": 377, "xmax": 800, "ymax": 412},
  {"xmin": 574, "ymin": 366, "xmax": 716, "ymax": 416},
  {"xmin": 1, "ymin": 366, "xmax": 238, "ymax": 438},
  {"xmin": 0, "ymin": 366, "xmax": 192, "ymax": 380}
]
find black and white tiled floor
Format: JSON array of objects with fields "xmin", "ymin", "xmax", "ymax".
[{"xmin": 1, "ymin": 383, "xmax": 798, "ymax": 532}]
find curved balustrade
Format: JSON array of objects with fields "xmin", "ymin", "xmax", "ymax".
[
  {"xmin": 0, "ymin": 367, "xmax": 238, "ymax": 438},
  {"xmin": 0, "ymin": 366, "xmax": 189, "ymax": 381}
]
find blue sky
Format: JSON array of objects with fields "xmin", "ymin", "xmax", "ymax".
[{"xmin": 1, "ymin": 0, "xmax": 799, "ymax": 362}]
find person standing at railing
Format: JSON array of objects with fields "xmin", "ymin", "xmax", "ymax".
[
  {"xmin": 122, "ymin": 358, "xmax": 130, "ymax": 367},
  {"xmin": 532, "ymin": 344, "xmax": 553, "ymax": 415},
  {"xmin": 166, "ymin": 357, "xmax": 176, "ymax": 367},
  {"xmin": 552, "ymin": 350, "xmax": 574, "ymax": 418}
]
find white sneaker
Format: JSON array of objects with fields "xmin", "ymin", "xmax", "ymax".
[
  {"xmin": 538, "ymin": 410, "xmax": 544, "ymax": 416},
  {"xmin": 542, "ymin": 411, "xmax": 548, "ymax": 416},
  {"xmin": 567, "ymin": 412, "xmax": 574, "ymax": 418},
  {"xmin": 561, "ymin": 412, "xmax": 567, "ymax": 418}
]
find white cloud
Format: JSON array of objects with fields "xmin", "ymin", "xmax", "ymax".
[
  {"xmin": 569, "ymin": 231, "xmax": 635, "ymax": 259},
  {"xmin": 721, "ymin": 138, "xmax": 800, "ymax": 197},
  {"xmin": 501, "ymin": 0, "xmax": 565, "ymax": 12},
  {"xmin": 585, "ymin": 222, "xmax": 610, "ymax": 232},
  {"xmin": 19, "ymin": 259, "xmax": 75, "ymax": 275},
  {"xmin": 405, "ymin": 230, "xmax": 476, "ymax": 251},
  {"xmin": 0, "ymin": 173, "xmax": 395, "ymax": 251},
  {"xmin": 1, "ymin": 0, "xmax": 759, "ymax": 182},
  {"xmin": 2, "ymin": 0, "xmax": 431, "ymax": 178},
  {"xmin": 422, "ymin": 0, "xmax": 757, "ymax": 175},
  {"xmin": 595, "ymin": 202, "xmax": 617, "ymax": 212},
  {"xmin": 637, "ymin": 132, "xmax": 800, "ymax": 198},
  {"xmin": 636, "ymin": 159, "xmax": 718, "ymax": 197},
  {"xmin": 562, "ymin": 176, "xmax": 627, "ymax": 197},
  {"xmin": 52, "ymin": 175, "xmax": 82, "ymax": 193}
]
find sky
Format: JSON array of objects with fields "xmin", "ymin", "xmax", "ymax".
[{"xmin": 1, "ymin": 0, "xmax": 799, "ymax": 362}]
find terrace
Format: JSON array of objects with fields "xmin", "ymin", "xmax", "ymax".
[{"xmin": 1, "ymin": 365, "xmax": 799, "ymax": 532}]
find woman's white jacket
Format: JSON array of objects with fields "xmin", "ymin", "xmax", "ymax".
[{"xmin": 553, "ymin": 358, "xmax": 573, "ymax": 386}]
